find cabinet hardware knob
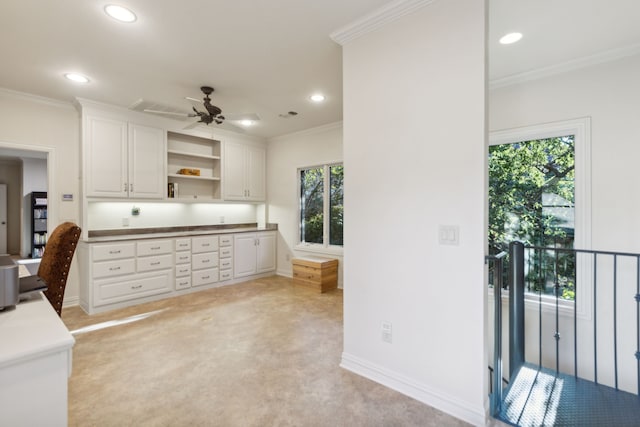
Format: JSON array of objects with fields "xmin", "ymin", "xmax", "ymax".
[
  {"xmin": 131, "ymin": 285, "xmax": 142, "ymax": 289},
  {"xmin": 151, "ymin": 261, "xmax": 160, "ymax": 265},
  {"xmin": 151, "ymin": 246, "xmax": 161, "ymax": 250},
  {"xmin": 109, "ymin": 266, "xmax": 121, "ymax": 271},
  {"xmin": 109, "ymin": 250, "xmax": 121, "ymax": 254}
]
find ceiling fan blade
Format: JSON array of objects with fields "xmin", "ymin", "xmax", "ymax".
[
  {"xmin": 183, "ymin": 121, "xmax": 200, "ymax": 130},
  {"xmin": 214, "ymin": 120, "xmax": 245, "ymax": 133},
  {"xmin": 186, "ymin": 96, "xmax": 203, "ymax": 103},
  {"xmin": 144, "ymin": 109, "xmax": 196, "ymax": 118},
  {"xmin": 222, "ymin": 112, "xmax": 261, "ymax": 122}
]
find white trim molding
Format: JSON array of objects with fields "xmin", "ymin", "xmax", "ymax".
[
  {"xmin": 340, "ymin": 352, "xmax": 486, "ymax": 426},
  {"xmin": 490, "ymin": 43, "xmax": 640, "ymax": 90},
  {"xmin": 330, "ymin": 0, "xmax": 436, "ymax": 46}
]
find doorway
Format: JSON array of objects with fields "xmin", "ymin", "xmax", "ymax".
[{"xmin": 0, "ymin": 143, "xmax": 51, "ymax": 258}]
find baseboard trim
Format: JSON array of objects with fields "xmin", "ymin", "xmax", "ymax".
[
  {"xmin": 63, "ymin": 295, "xmax": 80, "ymax": 308},
  {"xmin": 340, "ymin": 352, "xmax": 486, "ymax": 426}
]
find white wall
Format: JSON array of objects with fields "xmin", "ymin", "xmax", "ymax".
[
  {"xmin": 339, "ymin": 1, "xmax": 487, "ymax": 425},
  {"xmin": 266, "ymin": 122, "xmax": 343, "ymax": 284},
  {"xmin": 0, "ymin": 89, "xmax": 82, "ymax": 304},
  {"xmin": 490, "ymin": 54, "xmax": 640, "ymax": 253},
  {"xmin": 489, "ymin": 54, "xmax": 640, "ymax": 395}
]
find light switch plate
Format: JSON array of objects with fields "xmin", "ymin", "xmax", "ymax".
[{"xmin": 438, "ymin": 225, "xmax": 459, "ymax": 245}]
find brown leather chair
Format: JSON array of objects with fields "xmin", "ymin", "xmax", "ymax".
[{"xmin": 38, "ymin": 222, "xmax": 81, "ymax": 316}]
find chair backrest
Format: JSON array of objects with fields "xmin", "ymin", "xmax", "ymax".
[{"xmin": 38, "ymin": 222, "xmax": 81, "ymax": 316}]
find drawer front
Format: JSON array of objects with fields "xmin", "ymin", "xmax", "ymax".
[
  {"xmin": 94, "ymin": 272, "xmax": 171, "ymax": 307},
  {"xmin": 137, "ymin": 254, "xmax": 173, "ymax": 272},
  {"xmin": 175, "ymin": 264, "xmax": 191, "ymax": 278},
  {"xmin": 192, "ymin": 268, "xmax": 219, "ymax": 287},
  {"xmin": 137, "ymin": 239, "xmax": 173, "ymax": 256},
  {"xmin": 192, "ymin": 252, "xmax": 219, "ymax": 270},
  {"xmin": 219, "ymin": 235, "xmax": 233, "ymax": 247},
  {"xmin": 175, "ymin": 276, "xmax": 191, "ymax": 290},
  {"xmin": 219, "ymin": 269, "xmax": 233, "ymax": 281},
  {"xmin": 219, "ymin": 246, "xmax": 233, "ymax": 258},
  {"xmin": 175, "ymin": 238, "xmax": 191, "ymax": 251},
  {"xmin": 175, "ymin": 251, "xmax": 192, "ymax": 265},
  {"xmin": 93, "ymin": 258, "xmax": 136, "ymax": 279},
  {"xmin": 92, "ymin": 243, "xmax": 136, "ymax": 261},
  {"xmin": 219, "ymin": 257, "xmax": 233, "ymax": 270},
  {"xmin": 192, "ymin": 236, "xmax": 219, "ymax": 253}
]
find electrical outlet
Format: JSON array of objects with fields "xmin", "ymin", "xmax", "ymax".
[
  {"xmin": 122, "ymin": 217, "xmax": 129, "ymax": 226},
  {"xmin": 219, "ymin": 216, "xmax": 225, "ymax": 224},
  {"xmin": 285, "ymin": 253, "xmax": 290, "ymax": 261},
  {"xmin": 381, "ymin": 321, "xmax": 392, "ymax": 343}
]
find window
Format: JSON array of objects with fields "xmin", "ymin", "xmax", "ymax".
[
  {"xmin": 489, "ymin": 118, "xmax": 591, "ymax": 315},
  {"xmin": 489, "ymin": 135, "xmax": 576, "ymax": 298},
  {"xmin": 299, "ymin": 163, "xmax": 343, "ymax": 247}
]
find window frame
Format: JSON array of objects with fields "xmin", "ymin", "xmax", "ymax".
[
  {"xmin": 297, "ymin": 162, "xmax": 344, "ymax": 254},
  {"xmin": 489, "ymin": 117, "xmax": 592, "ymax": 318}
]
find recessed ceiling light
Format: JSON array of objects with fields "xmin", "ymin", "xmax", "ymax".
[
  {"xmin": 240, "ymin": 120, "xmax": 254, "ymax": 126},
  {"xmin": 64, "ymin": 73, "xmax": 90, "ymax": 83},
  {"xmin": 310, "ymin": 94, "xmax": 325, "ymax": 103},
  {"xmin": 499, "ymin": 32, "xmax": 523, "ymax": 45},
  {"xmin": 104, "ymin": 4, "xmax": 137, "ymax": 23}
]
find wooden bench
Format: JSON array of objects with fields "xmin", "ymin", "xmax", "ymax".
[{"xmin": 292, "ymin": 256, "xmax": 338, "ymax": 292}]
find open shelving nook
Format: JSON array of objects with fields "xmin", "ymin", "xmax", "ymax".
[{"xmin": 167, "ymin": 131, "xmax": 221, "ymax": 200}]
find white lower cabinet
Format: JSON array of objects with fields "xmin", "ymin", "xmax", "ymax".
[
  {"xmin": 79, "ymin": 230, "xmax": 276, "ymax": 314},
  {"xmin": 234, "ymin": 231, "xmax": 276, "ymax": 278},
  {"xmin": 191, "ymin": 236, "xmax": 218, "ymax": 287}
]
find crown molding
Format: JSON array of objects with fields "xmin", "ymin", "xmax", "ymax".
[
  {"xmin": 490, "ymin": 42, "xmax": 640, "ymax": 90},
  {"xmin": 330, "ymin": 0, "xmax": 436, "ymax": 46},
  {"xmin": 0, "ymin": 87, "xmax": 74, "ymax": 110},
  {"xmin": 269, "ymin": 121, "xmax": 342, "ymax": 143}
]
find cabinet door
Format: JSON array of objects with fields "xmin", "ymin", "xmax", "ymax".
[
  {"xmin": 223, "ymin": 142, "xmax": 246, "ymax": 200},
  {"xmin": 233, "ymin": 233, "xmax": 257, "ymax": 278},
  {"xmin": 256, "ymin": 232, "xmax": 276, "ymax": 273},
  {"xmin": 129, "ymin": 124, "xmax": 166, "ymax": 199},
  {"xmin": 246, "ymin": 146, "xmax": 265, "ymax": 201},
  {"xmin": 85, "ymin": 115, "xmax": 128, "ymax": 197}
]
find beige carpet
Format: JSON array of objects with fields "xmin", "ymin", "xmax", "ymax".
[{"xmin": 63, "ymin": 276, "xmax": 470, "ymax": 427}]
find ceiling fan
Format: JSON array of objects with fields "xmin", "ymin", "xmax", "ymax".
[{"xmin": 144, "ymin": 86, "xmax": 259, "ymax": 131}]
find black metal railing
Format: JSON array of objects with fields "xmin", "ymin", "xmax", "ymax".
[{"xmin": 490, "ymin": 242, "xmax": 640, "ymax": 417}]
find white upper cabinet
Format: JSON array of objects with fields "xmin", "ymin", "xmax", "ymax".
[
  {"xmin": 85, "ymin": 115, "xmax": 128, "ymax": 198},
  {"xmin": 84, "ymin": 114, "xmax": 166, "ymax": 199},
  {"xmin": 223, "ymin": 141, "xmax": 265, "ymax": 201},
  {"xmin": 129, "ymin": 124, "xmax": 166, "ymax": 198}
]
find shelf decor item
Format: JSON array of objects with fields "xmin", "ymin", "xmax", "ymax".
[{"xmin": 178, "ymin": 168, "xmax": 200, "ymax": 176}]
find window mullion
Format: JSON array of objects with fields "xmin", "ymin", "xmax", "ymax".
[{"xmin": 323, "ymin": 164, "xmax": 330, "ymax": 246}]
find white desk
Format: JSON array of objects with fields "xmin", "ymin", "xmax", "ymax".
[{"xmin": 0, "ymin": 292, "xmax": 75, "ymax": 426}]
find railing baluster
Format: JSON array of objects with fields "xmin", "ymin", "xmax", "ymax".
[
  {"xmin": 594, "ymin": 253, "xmax": 598, "ymax": 385},
  {"xmin": 555, "ymin": 248, "xmax": 560, "ymax": 375},
  {"xmin": 614, "ymin": 255, "xmax": 619, "ymax": 390},
  {"xmin": 574, "ymin": 253, "xmax": 579, "ymax": 378},
  {"xmin": 636, "ymin": 256, "xmax": 640, "ymax": 396},
  {"xmin": 538, "ymin": 247, "xmax": 543, "ymax": 367}
]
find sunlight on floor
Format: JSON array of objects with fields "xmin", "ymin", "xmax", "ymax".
[{"xmin": 70, "ymin": 308, "xmax": 168, "ymax": 335}]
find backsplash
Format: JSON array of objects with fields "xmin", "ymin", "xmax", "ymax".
[{"xmin": 87, "ymin": 202, "xmax": 260, "ymax": 230}]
